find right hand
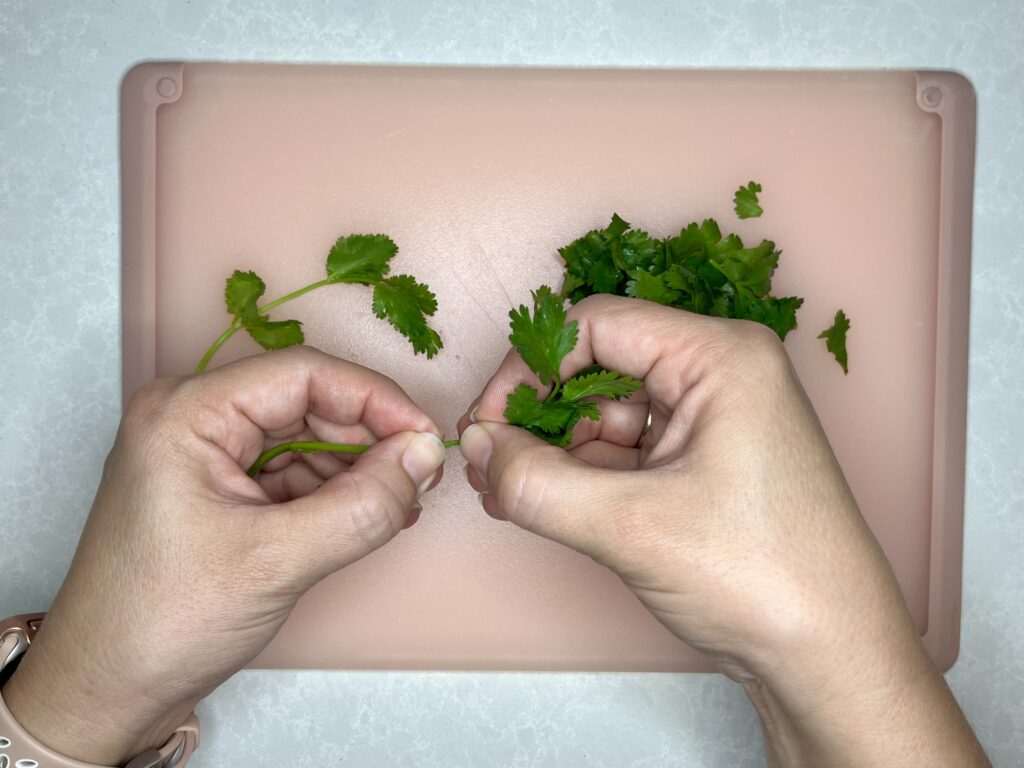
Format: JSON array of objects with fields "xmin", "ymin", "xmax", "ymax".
[{"xmin": 458, "ymin": 294, "xmax": 988, "ymax": 767}]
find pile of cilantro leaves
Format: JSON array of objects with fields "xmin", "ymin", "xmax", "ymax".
[{"xmin": 504, "ymin": 182, "xmax": 850, "ymax": 446}]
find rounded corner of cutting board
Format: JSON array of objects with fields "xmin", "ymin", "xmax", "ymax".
[{"xmin": 120, "ymin": 61, "xmax": 186, "ymax": 106}]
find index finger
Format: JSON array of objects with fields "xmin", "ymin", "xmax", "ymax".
[
  {"xmin": 471, "ymin": 294, "xmax": 740, "ymax": 422},
  {"xmin": 171, "ymin": 345, "xmax": 439, "ymax": 467}
]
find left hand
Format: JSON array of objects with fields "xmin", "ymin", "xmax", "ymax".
[{"xmin": 3, "ymin": 346, "xmax": 447, "ymax": 765}]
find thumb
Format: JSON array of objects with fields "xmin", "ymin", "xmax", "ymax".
[
  {"xmin": 274, "ymin": 431, "xmax": 446, "ymax": 580},
  {"xmin": 460, "ymin": 422, "xmax": 638, "ymax": 560}
]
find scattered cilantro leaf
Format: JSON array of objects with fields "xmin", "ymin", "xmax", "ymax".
[
  {"xmin": 508, "ymin": 285, "xmax": 578, "ymax": 387},
  {"xmin": 818, "ymin": 309, "xmax": 851, "ymax": 374},
  {"xmin": 246, "ymin": 319, "xmax": 305, "ymax": 350},
  {"xmin": 326, "ymin": 234, "xmax": 397, "ymax": 284},
  {"xmin": 371, "ymin": 274, "xmax": 443, "ymax": 358},
  {"xmin": 734, "ymin": 181, "xmax": 763, "ymax": 219}
]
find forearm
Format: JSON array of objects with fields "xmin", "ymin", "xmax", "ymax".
[{"xmin": 744, "ymin": 644, "xmax": 990, "ymax": 767}]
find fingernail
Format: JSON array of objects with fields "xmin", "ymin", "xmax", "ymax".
[
  {"xmin": 403, "ymin": 433, "xmax": 446, "ymax": 496},
  {"xmin": 469, "ymin": 405, "xmax": 480, "ymax": 423},
  {"xmin": 460, "ymin": 424, "xmax": 493, "ymax": 476}
]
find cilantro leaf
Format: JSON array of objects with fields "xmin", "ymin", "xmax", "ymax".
[
  {"xmin": 558, "ymin": 214, "xmax": 631, "ymax": 301},
  {"xmin": 246, "ymin": 319, "xmax": 305, "ymax": 350},
  {"xmin": 508, "ymin": 285, "xmax": 577, "ymax": 386},
  {"xmin": 818, "ymin": 309, "xmax": 851, "ymax": 374},
  {"xmin": 224, "ymin": 270, "xmax": 305, "ymax": 350},
  {"xmin": 734, "ymin": 181, "xmax": 764, "ymax": 219},
  {"xmin": 371, "ymin": 274, "xmax": 443, "ymax": 358},
  {"xmin": 224, "ymin": 270, "xmax": 266, "ymax": 325},
  {"xmin": 711, "ymin": 241, "xmax": 780, "ymax": 296},
  {"xmin": 503, "ymin": 382, "xmax": 602, "ymax": 446},
  {"xmin": 738, "ymin": 292, "xmax": 804, "ymax": 340},
  {"xmin": 561, "ymin": 368, "xmax": 643, "ymax": 402},
  {"xmin": 626, "ymin": 268, "xmax": 682, "ymax": 305},
  {"xmin": 326, "ymin": 234, "xmax": 397, "ymax": 284}
]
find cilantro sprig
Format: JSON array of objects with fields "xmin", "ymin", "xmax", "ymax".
[
  {"xmin": 195, "ymin": 233, "xmax": 442, "ymax": 374},
  {"xmin": 504, "ymin": 286, "xmax": 642, "ymax": 446}
]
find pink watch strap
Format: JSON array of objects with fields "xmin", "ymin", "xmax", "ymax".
[{"xmin": 0, "ymin": 614, "xmax": 200, "ymax": 768}]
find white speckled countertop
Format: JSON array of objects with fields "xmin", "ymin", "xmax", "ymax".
[{"xmin": 1, "ymin": 1, "xmax": 1021, "ymax": 765}]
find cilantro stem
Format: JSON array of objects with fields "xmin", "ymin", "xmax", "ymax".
[
  {"xmin": 195, "ymin": 321, "xmax": 242, "ymax": 374},
  {"xmin": 259, "ymin": 277, "xmax": 335, "ymax": 313},
  {"xmin": 194, "ymin": 277, "xmax": 337, "ymax": 374},
  {"xmin": 543, "ymin": 377, "xmax": 562, "ymax": 404},
  {"xmin": 247, "ymin": 438, "xmax": 462, "ymax": 477}
]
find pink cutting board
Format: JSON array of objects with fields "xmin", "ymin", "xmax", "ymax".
[{"xmin": 120, "ymin": 64, "xmax": 974, "ymax": 671}]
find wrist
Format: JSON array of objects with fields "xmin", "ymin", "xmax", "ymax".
[
  {"xmin": 2, "ymin": 645, "xmax": 194, "ymax": 766},
  {"xmin": 745, "ymin": 634, "xmax": 989, "ymax": 767}
]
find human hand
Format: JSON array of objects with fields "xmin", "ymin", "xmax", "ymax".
[
  {"xmin": 3, "ymin": 346, "xmax": 447, "ymax": 765},
  {"xmin": 459, "ymin": 294, "xmax": 988, "ymax": 767}
]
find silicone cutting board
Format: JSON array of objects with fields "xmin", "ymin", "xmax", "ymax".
[{"xmin": 120, "ymin": 64, "xmax": 974, "ymax": 671}]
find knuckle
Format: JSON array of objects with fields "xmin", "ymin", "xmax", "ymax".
[
  {"xmin": 123, "ymin": 377, "xmax": 181, "ymax": 436},
  {"xmin": 717, "ymin": 319, "xmax": 791, "ymax": 380}
]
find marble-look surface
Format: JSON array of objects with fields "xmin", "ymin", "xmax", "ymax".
[{"xmin": 0, "ymin": 1, "xmax": 1021, "ymax": 765}]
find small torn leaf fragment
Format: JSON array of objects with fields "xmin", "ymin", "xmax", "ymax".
[
  {"xmin": 818, "ymin": 309, "xmax": 851, "ymax": 374},
  {"xmin": 733, "ymin": 181, "xmax": 764, "ymax": 220}
]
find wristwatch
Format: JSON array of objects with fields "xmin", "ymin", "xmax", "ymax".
[{"xmin": 0, "ymin": 614, "xmax": 199, "ymax": 768}]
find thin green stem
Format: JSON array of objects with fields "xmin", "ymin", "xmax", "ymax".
[
  {"xmin": 259, "ymin": 277, "xmax": 335, "ymax": 313},
  {"xmin": 543, "ymin": 377, "xmax": 562, "ymax": 404},
  {"xmin": 195, "ymin": 321, "xmax": 242, "ymax": 374},
  {"xmin": 194, "ymin": 277, "xmax": 337, "ymax": 373},
  {"xmin": 247, "ymin": 438, "xmax": 462, "ymax": 477}
]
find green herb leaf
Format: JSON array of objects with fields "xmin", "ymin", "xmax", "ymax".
[
  {"xmin": 711, "ymin": 240, "xmax": 780, "ymax": 296},
  {"xmin": 626, "ymin": 268, "xmax": 682, "ymax": 305},
  {"xmin": 558, "ymin": 214, "xmax": 632, "ymax": 301},
  {"xmin": 734, "ymin": 181, "xmax": 764, "ymax": 219},
  {"xmin": 503, "ymin": 382, "xmax": 601, "ymax": 446},
  {"xmin": 371, "ymin": 274, "xmax": 443, "ymax": 358},
  {"xmin": 561, "ymin": 368, "xmax": 643, "ymax": 402},
  {"xmin": 224, "ymin": 270, "xmax": 266, "ymax": 325},
  {"xmin": 246, "ymin": 319, "xmax": 305, "ymax": 350},
  {"xmin": 508, "ymin": 285, "xmax": 578, "ymax": 386},
  {"xmin": 818, "ymin": 309, "xmax": 851, "ymax": 374},
  {"xmin": 326, "ymin": 234, "xmax": 397, "ymax": 284}
]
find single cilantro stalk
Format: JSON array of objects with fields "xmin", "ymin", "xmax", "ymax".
[
  {"xmin": 246, "ymin": 438, "xmax": 461, "ymax": 477},
  {"xmin": 195, "ymin": 234, "xmax": 442, "ymax": 374},
  {"xmin": 504, "ymin": 286, "xmax": 642, "ymax": 446},
  {"xmin": 194, "ymin": 234, "xmax": 448, "ymax": 475}
]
